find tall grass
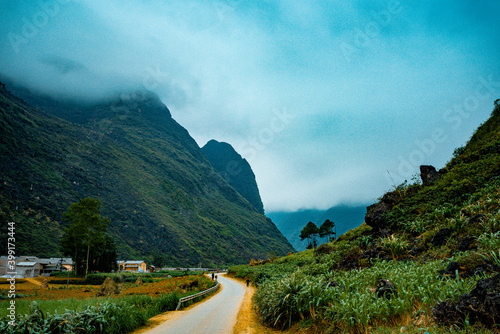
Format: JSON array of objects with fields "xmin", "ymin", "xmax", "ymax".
[{"xmin": 254, "ymin": 259, "xmax": 479, "ymax": 332}]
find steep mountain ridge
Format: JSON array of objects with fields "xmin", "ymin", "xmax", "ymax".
[
  {"xmin": 0, "ymin": 83, "xmax": 294, "ymax": 265},
  {"xmin": 201, "ymin": 139, "xmax": 265, "ymax": 214}
]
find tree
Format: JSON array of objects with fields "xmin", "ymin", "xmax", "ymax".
[
  {"xmin": 319, "ymin": 219, "xmax": 336, "ymax": 243},
  {"xmin": 151, "ymin": 250, "xmax": 167, "ymax": 268},
  {"xmin": 91, "ymin": 234, "xmax": 118, "ymax": 273},
  {"xmin": 300, "ymin": 222, "xmax": 320, "ymax": 249},
  {"xmin": 60, "ymin": 198, "xmax": 116, "ymax": 277}
]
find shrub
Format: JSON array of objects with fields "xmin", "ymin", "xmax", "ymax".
[{"xmin": 314, "ymin": 243, "xmax": 334, "ymax": 256}]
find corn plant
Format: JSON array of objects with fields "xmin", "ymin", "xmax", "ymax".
[
  {"xmin": 477, "ymin": 231, "xmax": 500, "ymax": 250},
  {"xmin": 481, "ymin": 213, "xmax": 500, "ymax": 233},
  {"xmin": 378, "ymin": 235, "xmax": 410, "ymax": 260},
  {"xmin": 404, "ymin": 218, "xmax": 429, "ymax": 234},
  {"xmin": 254, "ymin": 259, "xmax": 479, "ymax": 332},
  {"xmin": 477, "ymin": 250, "xmax": 500, "ymax": 267},
  {"xmin": 253, "ymin": 271, "xmax": 331, "ymax": 329}
]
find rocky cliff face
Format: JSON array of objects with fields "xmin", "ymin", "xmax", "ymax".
[
  {"xmin": 0, "ymin": 83, "xmax": 293, "ymax": 265},
  {"xmin": 202, "ymin": 139, "xmax": 265, "ymax": 214}
]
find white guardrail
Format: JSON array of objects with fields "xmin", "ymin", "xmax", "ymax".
[{"xmin": 175, "ymin": 279, "xmax": 220, "ymax": 310}]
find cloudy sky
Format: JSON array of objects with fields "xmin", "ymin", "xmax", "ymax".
[{"xmin": 1, "ymin": 0, "xmax": 499, "ymax": 212}]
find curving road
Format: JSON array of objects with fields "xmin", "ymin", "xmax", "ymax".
[{"xmin": 143, "ymin": 274, "xmax": 246, "ymax": 334}]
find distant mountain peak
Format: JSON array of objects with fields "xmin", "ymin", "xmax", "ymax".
[
  {"xmin": 202, "ymin": 139, "xmax": 265, "ymax": 214},
  {"xmin": 0, "ymin": 76, "xmax": 172, "ymax": 125},
  {"xmin": 111, "ymin": 90, "xmax": 171, "ymax": 118},
  {"xmin": 84, "ymin": 90, "xmax": 172, "ymax": 129}
]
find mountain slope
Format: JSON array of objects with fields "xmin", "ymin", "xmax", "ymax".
[
  {"xmin": 201, "ymin": 139, "xmax": 265, "ymax": 214},
  {"xmin": 0, "ymin": 83, "xmax": 294, "ymax": 265}
]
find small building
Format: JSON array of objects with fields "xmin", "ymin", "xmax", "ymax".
[
  {"xmin": 39, "ymin": 258, "xmax": 73, "ymax": 277},
  {"xmin": 0, "ymin": 256, "xmax": 41, "ymax": 278},
  {"xmin": 16, "ymin": 262, "xmax": 41, "ymax": 278},
  {"xmin": 49, "ymin": 258, "xmax": 74, "ymax": 272},
  {"xmin": 1, "ymin": 256, "xmax": 75, "ymax": 278},
  {"xmin": 123, "ymin": 260, "xmax": 147, "ymax": 272}
]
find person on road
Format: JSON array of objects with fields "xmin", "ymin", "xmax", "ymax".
[
  {"xmin": 246, "ymin": 279, "xmax": 250, "ymax": 287},
  {"xmin": 211, "ymin": 272, "xmax": 215, "ymax": 280}
]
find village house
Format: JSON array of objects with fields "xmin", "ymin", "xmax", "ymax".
[
  {"xmin": 0, "ymin": 256, "xmax": 74, "ymax": 278},
  {"xmin": 122, "ymin": 260, "xmax": 147, "ymax": 272},
  {"xmin": 16, "ymin": 261, "xmax": 41, "ymax": 278},
  {"xmin": 40, "ymin": 258, "xmax": 74, "ymax": 276}
]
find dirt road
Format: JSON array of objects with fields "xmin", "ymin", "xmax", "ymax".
[{"xmin": 142, "ymin": 273, "xmax": 246, "ymax": 334}]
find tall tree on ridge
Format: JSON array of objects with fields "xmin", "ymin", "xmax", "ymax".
[
  {"xmin": 300, "ymin": 221, "xmax": 320, "ymax": 249},
  {"xmin": 319, "ymin": 219, "xmax": 336, "ymax": 243}
]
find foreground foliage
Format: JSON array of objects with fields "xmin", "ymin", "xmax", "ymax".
[{"xmin": 0, "ymin": 293, "xmax": 179, "ymax": 334}]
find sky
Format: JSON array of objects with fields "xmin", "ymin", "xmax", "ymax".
[{"xmin": 1, "ymin": 0, "xmax": 499, "ymax": 212}]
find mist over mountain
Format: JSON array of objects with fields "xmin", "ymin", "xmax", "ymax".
[
  {"xmin": 0, "ymin": 81, "xmax": 293, "ymax": 265},
  {"xmin": 268, "ymin": 205, "xmax": 367, "ymax": 251},
  {"xmin": 201, "ymin": 139, "xmax": 265, "ymax": 214}
]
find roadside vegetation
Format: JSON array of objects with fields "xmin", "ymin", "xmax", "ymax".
[
  {"xmin": 0, "ymin": 272, "xmax": 214, "ymax": 333},
  {"xmin": 230, "ymin": 101, "xmax": 500, "ymax": 333}
]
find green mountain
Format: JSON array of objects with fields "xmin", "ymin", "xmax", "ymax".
[
  {"xmin": 230, "ymin": 100, "xmax": 500, "ymax": 332},
  {"xmin": 201, "ymin": 139, "xmax": 265, "ymax": 214},
  {"xmin": 268, "ymin": 205, "xmax": 367, "ymax": 251},
  {"xmin": 0, "ymin": 82, "xmax": 294, "ymax": 266}
]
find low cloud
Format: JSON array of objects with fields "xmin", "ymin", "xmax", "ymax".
[
  {"xmin": 1, "ymin": 0, "xmax": 499, "ymax": 212},
  {"xmin": 38, "ymin": 55, "xmax": 85, "ymax": 74}
]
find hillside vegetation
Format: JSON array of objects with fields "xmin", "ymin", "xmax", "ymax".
[
  {"xmin": 230, "ymin": 101, "xmax": 500, "ymax": 333},
  {"xmin": 0, "ymin": 83, "xmax": 293, "ymax": 266}
]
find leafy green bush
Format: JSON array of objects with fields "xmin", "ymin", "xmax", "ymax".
[{"xmin": 49, "ymin": 271, "xmax": 79, "ymax": 278}]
